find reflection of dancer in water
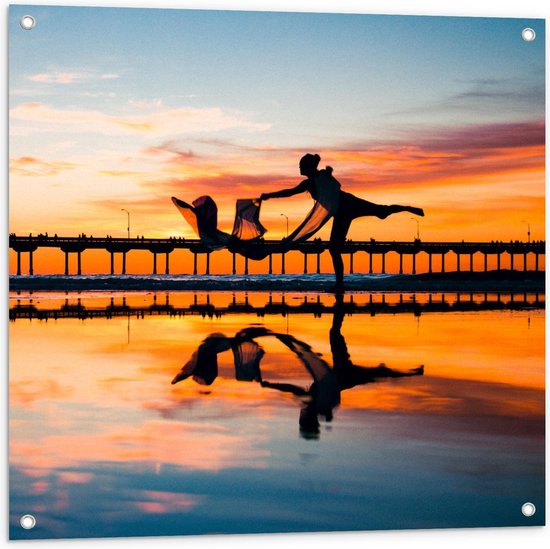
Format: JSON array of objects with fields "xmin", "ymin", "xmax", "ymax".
[
  {"xmin": 261, "ymin": 153, "xmax": 424, "ymax": 291},
  {"xmin": 172, "ymin": 301, "xmax": 423, "ymax": 439},
  {"xmin": 262, "ymin": 298, "xmax": 423, "ymax": 438}
]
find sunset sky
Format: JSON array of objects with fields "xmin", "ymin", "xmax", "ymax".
[{"xmin": 9, "ymin": 6, "xmax": 545, "ymax": 245}]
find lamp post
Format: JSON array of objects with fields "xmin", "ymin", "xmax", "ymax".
[
  {"xmin": 410, "ymin": 218, "xmax": 420, "ymax": 240},
  {"xmin": 521, "ymin": 220, "xmax": 531, "ymax": 243},
  {"xmin": 280, "ymin": 213, "xmax": 289, "ymax": 237},
  {"xmin": 121, "ymin": 209, "xmax": 130, "ymax": 239}
]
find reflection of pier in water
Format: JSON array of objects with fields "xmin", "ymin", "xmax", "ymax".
[
  {"xmin": 9, "ymin": 291, "xmax": 544, "ymax": 320},
  {"xmin": 9, "ymin": 235, "xmax": 545, "ymax": 275}
]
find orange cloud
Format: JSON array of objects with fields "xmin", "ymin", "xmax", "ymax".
[{"xmin": 10, "ymin": 156, "xmax": 77, "ymax": 176}]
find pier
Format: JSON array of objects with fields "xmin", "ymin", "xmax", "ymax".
[{"xmin": 9, "ymin": 235, "xmax": 545, "ymax": 276}]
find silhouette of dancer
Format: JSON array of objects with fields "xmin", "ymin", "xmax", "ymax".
[{"xmin": 261, "ymin": 153, "xmax": 424, "ymax": 291}]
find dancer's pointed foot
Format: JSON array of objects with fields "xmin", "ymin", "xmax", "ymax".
[{"xmin": 410, "ymin": 207, "xmax": 424, "ymax": 217}]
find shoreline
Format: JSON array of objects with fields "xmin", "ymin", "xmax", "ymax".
[{"xmin": 9, "ymin": 270, "xmax": 545, "ymax": 293}]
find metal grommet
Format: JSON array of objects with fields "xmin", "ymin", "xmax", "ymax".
[
  {"xmin": 522, "ymin": 28, "xmax": 536, "ymax": 42},
  {"xmin": 20, "ymin": 15, "xmax": 36, "ymax": 30},
  {"xmin": 20, "ymin": 514, "xmax": 36, "ymax": 529}
]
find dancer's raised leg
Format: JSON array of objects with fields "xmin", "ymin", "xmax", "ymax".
[{"xmin": 342, "ymin": 193, "xmax": 424, "ymax": 220}]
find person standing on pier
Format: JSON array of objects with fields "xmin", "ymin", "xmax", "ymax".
[{"xmin": 260, "ymin": 153, "xmax": 424, "ymax": 291}]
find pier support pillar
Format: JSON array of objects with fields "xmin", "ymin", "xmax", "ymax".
[
  {"xmin": 317, "ymin": 253, "xmax": 321, "ymax": 274},
  {"xmin": 122, "ymin": 252, "xmax": 127, "ymax": 275},
  {"xmin": 441, "ymin": 253, "xmax": 446, "ymax": 273},
  {"xmin": 110, "ymin": 253, "xmax": 114, "ymax": 275},
  {"xmin": 165, "ymin": 252, "xmax": 170, "ymax": 275},
  {"xmin": 412, "ymin": 253, "xmax": 416, "ymax": 275},
  {"xmin": 153, "ymin": 253, "xmax": 157, "ymax": 275},
  {"xmin": 399, "ymin": 253, "xmax": 403, "ymax": 274},
  {"xmin": 232, "ymin": 253, "xmax": 236, "ymax": 275},
  {"xmin": 281, "ymin": 253, "xmax": 286, "ymax": 274},
  {"xmin": 469, "ymin": 253, "xmax": 474, "ymax": 272},
  {"xmin": 303, "ymin": 253, "xmax": 307, "ymax": 274},
  {"xmin": 77, "ymin": 251, "xmax": 82, "ymax": 275},
  {"xmin": 484, "ymin": 254, "xmax": 488, "ymax": 272},
  {"xmin": 65, "ymin": 252, "xmax": 69, "ymax": 276},
  {"xmin": 428, "ymin": 253, "xmax": 432, "ymax": 273},
  {"xmin": 369, "ymin": 253, "xmax": 373, "ymax": 274},
  {"xmin": 17, "ymin": 251, "xmax": 21, "ymax": 276},
  {"xmin": 381, "ymin": 253, "xmax": 386, "ymax": 274},
  {"xmin": 244, "ymin": 256, "xmax": 249, "ymax": 275},
  {"xmin": 193, "ymin": 253, "xmax": 197, "ymax": 275},
  {"xmin": 349, "ymin": 253, "xmax": 354, "ymax": 274},
  {"xmin": 29, "ymin": 251, "xmax": 33, "ymax": 275},
  {"xmin": 456, "ymin": 253, "xmax": 461, "ymax": 272},
  {"xmin": 268, "ymin": 254, "xmax": 273, "ymax": 275}
]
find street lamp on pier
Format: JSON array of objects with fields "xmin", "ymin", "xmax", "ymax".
[
  {"xmin": 410, "ymin": 218, "xmax": 420, "ymax": 240},
  {"xmin": 280, "ymin": 213, "xmax": 289, "ymax": 237},
  {"xmin": 521, "ymin": 220, "xmax": 531, "ymax": 243},
  {"xmin": 121, "ymin": 209, "xmax": 130, "ymax": 239}
]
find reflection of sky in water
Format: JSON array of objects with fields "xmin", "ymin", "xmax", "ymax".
[{"xmin": 9, "ymin": 292, "xmax": 545, "ymax": 539}]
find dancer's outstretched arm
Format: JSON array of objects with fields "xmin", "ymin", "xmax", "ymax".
[{"xmin": 261, "ymin": 180, "xmax": 309, "ymax": 200}]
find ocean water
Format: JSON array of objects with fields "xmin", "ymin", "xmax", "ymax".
[
  {"xmin": 9, "ymin": 273, "xmax": 396, "ymax": 291},
  {"xmin": 8, "ymin": 271, "xmax": 544, "ymax": 292},
  {"xmin": 9, "ymin": 290, "xmax": 545, "ymax": 539}
]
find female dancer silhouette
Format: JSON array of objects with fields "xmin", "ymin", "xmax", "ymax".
[{"xmin": 261, "ymin": 153, "xmax": 424, "ymax": 290}]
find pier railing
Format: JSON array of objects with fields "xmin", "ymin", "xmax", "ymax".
[{"xmin": 9, "ymin": 234, "xmax": 545, "ymax": 275}]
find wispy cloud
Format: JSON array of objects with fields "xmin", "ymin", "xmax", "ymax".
[
  {"xmin": 29, "ymin": 71, "xmax": 85, "ymax": 84},
  {"xmin": 10, "ymin": 102, "xmax": 271, "ymax": 137},
  {"xmin": 100, "ymin": 73, "xmax": 120, "ymax": 80},
  {"xmin": 10, "ymin": 156, "xmax": 78, "ymax": 176},
  {"xmin": 147, "ymin": 173, "xmax": 296, "ymax": 196},
  {"xmin": 9, "ymin": 87, "xmax": 54, "ymax": 98},
  {"xmin": 142, "ymin": 142, "xmax": 198, "ymax": 160},
  {"xmin": 28, "ymin": 70, "xmax": 121, "ymax": 84},
  {"xmin": 385, "ymin": 75, "xmax": 544, "ymax": 121},
  {"xmin": 98, "ymin": 170, "xmax": 145, "ymax": 178}
]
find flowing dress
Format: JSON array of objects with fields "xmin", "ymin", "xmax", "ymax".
[{"xmin": 171, "ymin": 168, "xmax": 340, "ymax": 259}]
